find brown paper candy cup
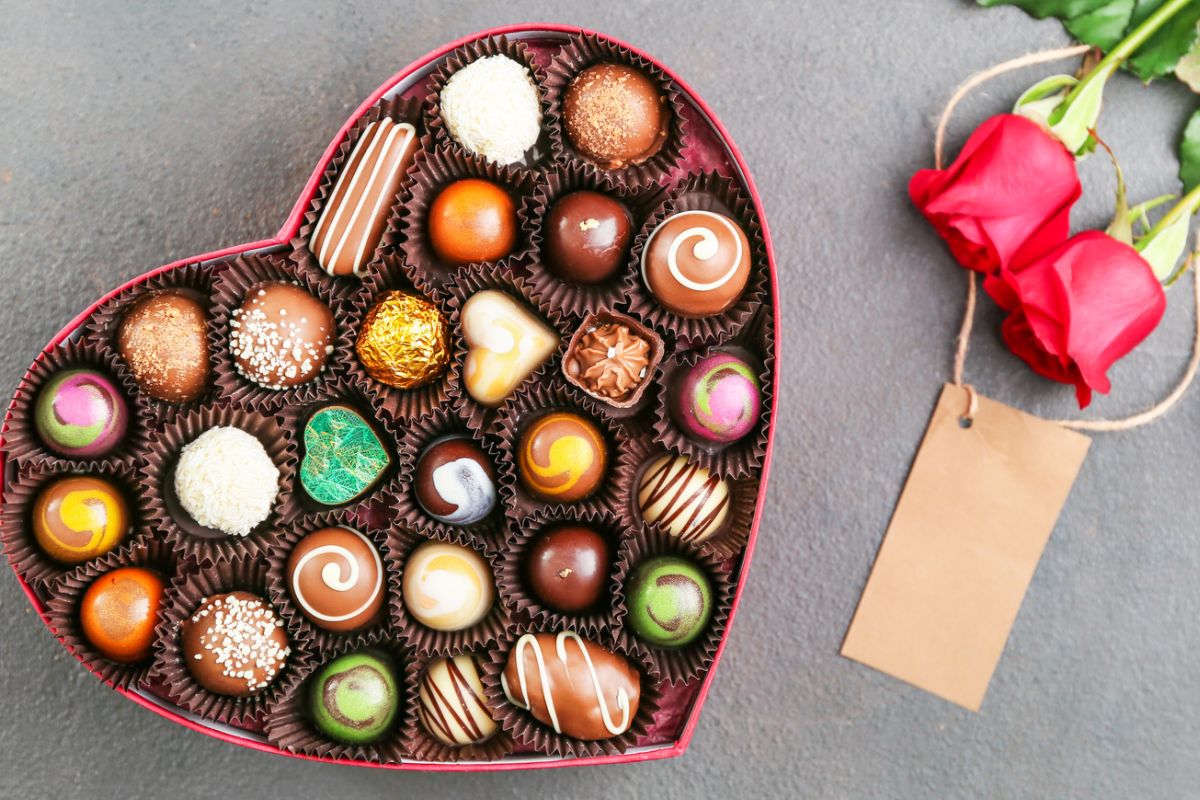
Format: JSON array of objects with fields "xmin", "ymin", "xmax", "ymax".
[
  {"xmin": 492, "ymin": 378, "xmax": 637, "ymax": 522},
  {"xmin": 209, "ymin": 253, "xmax": 352, "ymax": 414},
  {"xmin": 264, "ymin": 508, "xmax": 401, "ymax": 657},
  {"xmin": 423, "ymin": 34, "xmax": 552, "ymax": 172},
  {"xmin": 141, "ymin": 403, "xmax": 297, "ymax": 566},
  {"xmin": 385, "ymin": 528, "xmax": 513, "ymax": 659},
  {"xmin": 391, "ymin": 406, "xmax": 506, "ymax": 553},
  {"xmin": 444, "ymin": 266, "xmax": 567, "ymax": 434},
  {"xmin": 263, "ymin": 634, "xmax": 414, "ymax": 764},
  {"xmin": 479, "ymin": 626, "xmax": 662, "ymax": 758},
  {"xmin": 649, "ymin": 308, "xmax": 774, "ymax": 480},
  {"xmin": 1, "ymin": 460, "xmax": 153, "ymax": 595},
  {"xmin": 83, "ymin": 262, "xmax": 222, "ymax": 422},
  {"xmin": 292, "ymin": 95, "xmax": 425, "ymax": 286},
  {"xmin": 3, "ymin": 339, "xmax": 153, "ymax": 473},
  {"xmin": 497, "ymin": 506, "xmax": 625, "ymax": 635},
  {"xmin": 626, "ymin": 171, "xmax": 770, "ymax": 349},
  {"xmin": 399, "ymin": 144, "xmax": 542, "ymax": 297},
  {"xmin": 561, "ymin": 309, "xmax": 665, "ymax": 419},
  {"xmin": 616, "ymin": 430, "xmax": 757, "ymax": 562},
  {"xmin": 278, "ymin": 376, "xmax": 405, "ymax": 524},
  {"xmin": 150, "ymin": 556, "xmax": 309, "ymax": 729},
  {"xmin": 610, "ymin": 525, "xmax": 733, "ymax": 685},
  {"xmin": 404, "ymin": 649, "xmax": 516, "ymax": 763},
  {"xmin": 543, "ymin": 32, "xmax": 690, "ymax": 187},
  {"xmin": 43, "ymin": 536, "xmax": 184, "ymax": 690},
  {"xmin": 523, "ymin": 163, "xmax": 667, "ymax": 320},
  {"xmin": 342, "ymin": 254, "xmax": 457, "ymax": 424}
]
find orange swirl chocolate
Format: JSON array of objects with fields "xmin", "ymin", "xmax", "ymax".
[
  {"xmin": 501, "ymin": 631, "xmax": 639, "ymax": 741},
  {"xmin": 517, "ymin": 412, "xmax": 607, "ymax": 503},
  {"xmin": 32, "ymin": 475, "xmax": 129, "ymax": 565},
  {"xmin": 310, "ymin": 118, "xmax": 419, "ymax": 277}
]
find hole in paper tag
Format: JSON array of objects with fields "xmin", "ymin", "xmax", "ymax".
[{"xmin": 841, "ymin": 383, "xmax": 1091, "ymax": 711}]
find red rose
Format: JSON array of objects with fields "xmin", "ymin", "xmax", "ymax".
[
  {"xmin": 983, "ymin": 231, "xmax": 1166, "ymax": 408},
  {"xmin": 909, "ymin": 114, "xmax": 1081, "ymax": 273}
]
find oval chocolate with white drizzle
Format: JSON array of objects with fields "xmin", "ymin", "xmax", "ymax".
[{"xmin": 501, "ymin": 631, "xmax": 640, "ymax": 741}]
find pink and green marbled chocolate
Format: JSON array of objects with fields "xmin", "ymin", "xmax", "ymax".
[
  {"xmin": 34, "ymin": 369, "xmax": 128, "ymax": 457},
  {"xmin": 672, "ymin": 353, "xmax": 761, "ymax": 444}
]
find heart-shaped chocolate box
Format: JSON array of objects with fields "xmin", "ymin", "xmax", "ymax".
[{"xmin": 0, "ymin": 24, "xmax": 778, "ymax": 770}]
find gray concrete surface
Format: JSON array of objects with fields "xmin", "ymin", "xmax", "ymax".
[{"xmin": 2, "ymin": 1, "xmax": 1199, "ymax": 798}]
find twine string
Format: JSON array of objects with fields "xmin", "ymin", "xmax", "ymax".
[{"xmin": 934, "ymin": 44, "xmax": 1200, "ymax": 431}]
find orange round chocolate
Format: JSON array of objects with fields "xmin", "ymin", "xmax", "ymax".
[
  {"xmin": 79, "ymin": 566, "xmax": 165, "ymax": 663},
  {"xmin": 428, "ymin": 178, "xmax": 517, "ymax": 266}
]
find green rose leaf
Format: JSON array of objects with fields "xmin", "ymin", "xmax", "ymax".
[
  {"xmin": 1064, "ymin": 0, "xmax": 1136, "ymax": 50},
  {"xmin": 976, "ymin": 0, "xmax": 1114, "ymax": 18},
  {"xmin": 1180, "ymin": 109, "xmax": 1200, "ymax": 192},
  {"xmin": 1128, "ymin": 3, "xmax": 1200, "ymax": 80}
]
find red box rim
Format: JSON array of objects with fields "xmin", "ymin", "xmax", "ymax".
[{"xmin": 0, "ymin": 22, "xmax": 781, "ymax": 772}]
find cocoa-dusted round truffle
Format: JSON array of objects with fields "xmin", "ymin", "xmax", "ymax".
[
  {"xmin": 229, "ymin": 281, "xmax": 334, "ymax": 390},
  {"xmin": 182, "ymin": 590, "xmax": 289, "ymax": 697},
  {"xmin": 544, "ymin": 190, "xmax": 633, "ymax": 284},
  {"xmin": 641, "ymin": 210, "xmax": 751, "ymax": 318},
  {"xmin": 563, "ymin": 63, "xmax": 669, "ymax": 169},
  {"xmin": 286, "ymin": 527, "xmax": 386, "ymax": 633},
  {"xmin": 414, "ymin": 435, "xmax": 497, "ymax": 526},
  {"xmin": 526, "ymin": 525, "xmax": 610, "ymax": 613},
  {"xmin": 32, "ymin": 475, "xmax": 129, "ymax": 565},
  {"xmin": 517, "ymin": 412, "xmax": 608, "ymax": 503},
  {"xmin": 355, "ymin": 290, "xmax": 450, "ymax": 389},
  {"xmin": 79, "ymin": 566, "xmax": 165, "ymax": 663},
  {"xmin": 428, "ymin": 179, "xmax": 517, "ymax": 266},
  {"xmin": 116, "ymin": 290, "xmax": 210, "ymax": 403}
]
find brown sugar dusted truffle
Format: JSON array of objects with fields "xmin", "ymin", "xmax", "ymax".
[
  {"xmin": 229, "ymin": 281, "xmax": 335, "ymax": 390},
  {"xmin": 181, "ymin": 590, "xmax": 289, "ymax": 697},
  {"xmin": 116, "ymin": 291, "xmax": 210, "ymax": 403},
  {"xmin": 563, "ymin": 63, "xmax": 669, "ymax": 169}
]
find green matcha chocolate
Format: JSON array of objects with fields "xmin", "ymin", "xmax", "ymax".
[
  {"xmin": 309, "ymin": 650, "xmax": 399, "ymax": 745},
  {"xmin": 624, "ymin": 555, "xmax": 713, "ymax": 648}
]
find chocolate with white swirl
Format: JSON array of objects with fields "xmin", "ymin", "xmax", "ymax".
[
  {"xmin": 285, "ymin": 527, "xmax": 385, "ymax": 633},
  {"xmin": 417, "ymin": 654, "xmax": 498, "ymax": 746},
  {"xmin": 641, "ymin": 210, "xmax": 751, "ymax": 318},
  {"xmin": 501, "ymin": 631, "xmax": 640, "ymax": 741}
]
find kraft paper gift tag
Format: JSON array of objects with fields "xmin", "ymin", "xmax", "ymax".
[{"xmin": 841, "ymin": 383, "xmax": 1091, "ymax": 711}]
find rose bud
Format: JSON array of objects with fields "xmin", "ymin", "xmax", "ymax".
[
  {"xmin": 908, "ymin": 114, "xmax": 1081, "ymax": 274},
  {"xmin": 983, "ymin": 230, "xmax": 1166, "ymax": 408}
]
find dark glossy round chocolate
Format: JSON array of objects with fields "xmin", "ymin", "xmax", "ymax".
[
  {"xmin": 414, "ymin": 435, "xmax": 497, "ymax": 525},
  {"xmin": 182, "ymin": 590, "xmax": 289, "ymax": 697},
  {"xmin": 117, "ymin": 291, "xmax": 210, "ymax": 403},
  {"xmin": 229, "ymin": 281, "xmax": 334, "ymax": 390},
  {"xmin": 544, "ymin": 191, "xmax": 633, "ymax": 284},
  {"xmin": 428, "ymin": 179, "xmax": 517, "ymax": 266},
  {"xmin": 286, "ymin": 527, "xmax": 385, "ymax": 633},
  {"xmin": 526, "ymin": 525, "xmax": 609, "ymax": 613},
  {"xmin": 563, "ymin": 63, "xmax": 669, "ymax": 169}
]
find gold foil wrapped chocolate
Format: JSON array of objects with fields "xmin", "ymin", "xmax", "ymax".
[{"xmin": 356, "ymin": 291, "xmax": 450, "ymax": 388}]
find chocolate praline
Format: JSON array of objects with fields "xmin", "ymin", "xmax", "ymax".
[
  {"xmin": 517, "ymin": 412, "xmax": 608, "ymax": 503},
  {"xmin": 428, "ymin": 179, "xmax": 517, "ymax": 266},
  {"xmin": 563, "ymin": 63, "xmax": 669, "ymax": 169},
  {"xmin": 641, "ymin": 210, "xmax": 751, "ymax": 318},
  {"xmin": 286, "ymin": 527, "xmax": 385, "ymax": 633},
  {"xmin": 229, "ymin": 281, "xmax": 334, "ymax": 390},
  {"xmin": 414, "ymin": 435, "xmax": 497, "ymax": 525},
  {"xmin": 526, "ymin": 525, "xmax": 610, "ymax": 613},
  {"xmin": 309, "ymin": 650, "xmax": 400, "ymax": 745},
  {"xmin": 79, "ymin": 566, "xmax": 165, "ymax": 663},
  {"xmin": 32, "ymin": 475, "xmax": 129, "ymax": 565},
  {"xmin": 117, "ymin": 290, "xmax": 210, "ymax": 403},
  {"xmin": 34, "ymin": 369, "xmax": 129, "ymax": 458},
  {"xmin": 544, "ymin": 191, "xmax": 633, "ymax": 284},
  {"xmin": 181, "ymin": 590, "xmax": 289, "ymax": 697}
]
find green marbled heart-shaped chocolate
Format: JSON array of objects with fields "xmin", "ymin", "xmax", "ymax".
[{"xmin": 300, "ymin": 405, "xmax": 391, "ymax": 506}]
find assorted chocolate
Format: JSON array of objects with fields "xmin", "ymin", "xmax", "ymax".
[{"xmin": 2, "ymin": 31, "xmax": 773, "ymax": 765}]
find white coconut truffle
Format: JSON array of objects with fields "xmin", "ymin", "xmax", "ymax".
[
  {"xmin": 174, "ymin": 426, "xmax": 279, "ymax": 537},
  {"xmin": 440, "ymin": 55, "xmax": 541, "ymax": 166}
]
